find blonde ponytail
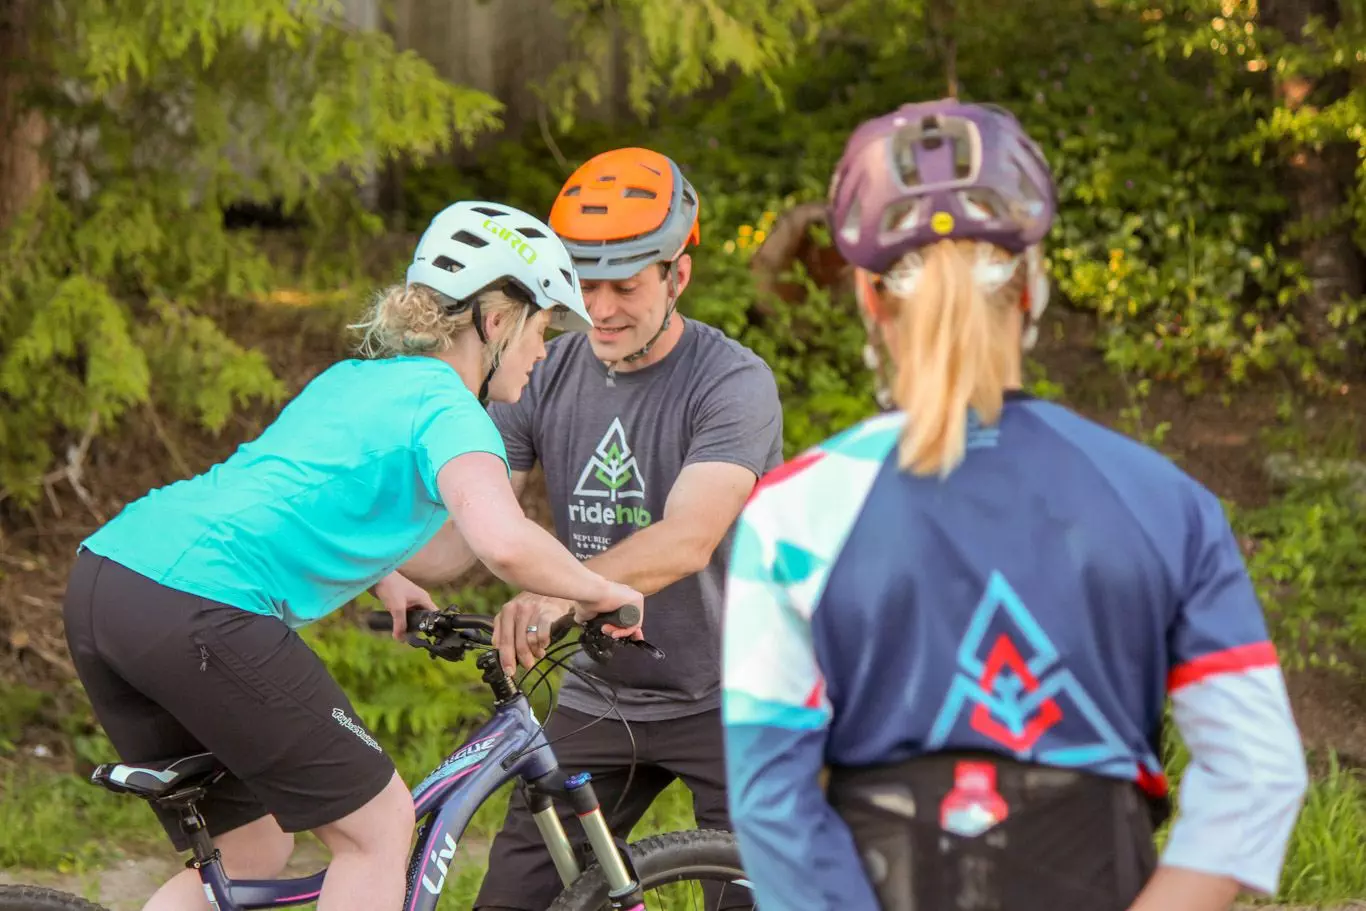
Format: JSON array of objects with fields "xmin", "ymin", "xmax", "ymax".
[{"xmin": 884, "ymin": 239, "xmax": 1025, "ymax": 478}]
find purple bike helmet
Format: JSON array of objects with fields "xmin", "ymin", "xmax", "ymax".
[{"xmin": 827, "ymin": 98, "xmax": 1057, "ymax": 275}]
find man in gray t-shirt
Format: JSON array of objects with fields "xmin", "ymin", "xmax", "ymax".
[{"xmin": 473, "ymin": 148, "xmax": 783, "ymax": 911}]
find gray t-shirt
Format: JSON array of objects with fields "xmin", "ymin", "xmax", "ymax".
[{"xmin": 487, "ymin": 318, "xmax": 784, "ymax": 721}]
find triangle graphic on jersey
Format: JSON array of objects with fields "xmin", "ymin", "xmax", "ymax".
[
  {"xmin": 572, "ymin": 417, "xmax": 646, "ymax": 502},
  {"xmin": 956, "ymin": 571, "xmax": 1059, "ymax": 680},
  {"xmin": 926, "ymin": 571, "xmax": 1131, "ymax": 771}
]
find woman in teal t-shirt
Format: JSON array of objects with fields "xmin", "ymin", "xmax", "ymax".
[{"xmin": 64, "ymin": 201, "xmax": 643, "ymax": 911}]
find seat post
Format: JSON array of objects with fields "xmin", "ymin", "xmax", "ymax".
[{"xmin": 174, "ymin": 793, "xmax": 221, "ymax": 869}]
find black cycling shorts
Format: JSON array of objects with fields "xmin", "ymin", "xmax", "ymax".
[{"xmin": 63, "ymin": 550, "xmax": 395, "ymax": 851}]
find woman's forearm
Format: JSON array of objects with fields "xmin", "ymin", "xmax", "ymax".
[
  {"xmin": 1128, "ymin": 866, "xmax": 1241, "ymax": 911},
  {"xmin": 479, "ymin": 517, "xmax": 608, "ymax": 604},
  {"xmin": 400, "ymin": 521, "xmax": 478, "ymax": 587}
]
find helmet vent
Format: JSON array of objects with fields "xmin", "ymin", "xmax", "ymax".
[
  {"xmin": 953, "ymin": 137, "xmax": 973, "ymax": 179},
  {"xmin": 517, "ymin": 226, "xmax": 546, "ymax": 238},
  {"xmin": 623, "ymin": 187, "xmax": 657, "ymax": 199},
  {"xmin": 883, "ymin": 198, "xmax": 918, "ymax": 233},
  {"xmin": 581, "ymin": 205, "xmax": 609, "ymax": 215},
  {"xmin": 560, "ymin": 269, "xmax": 575, "ymax": 286},
  {"xmin": 839, "ymin": 198, "xmax": 862, "ymax": 244},
  {"xmin": 638, "ymin": 163, "xmax": 663, "ymax": 177},
  {"xmin": 564, "ymin": 185, "xmax": 582, "ymax": 197},
  {"xmin": 892, "ymin": 131, "xmax": 921, "ymax": 187},
  {"xmin": 451, "ymin": 230, "xmax": 488, "ymax": 248},
  {"xmin": 432, "ymin": 255, "xmax": 464, "ymax": 274},
  {"xmin": 609, "ymin": 248, "xmax": 662, "ymax": 267},
  {"xmin": 472, "ymin": 206, "xmax": 507, "ymax": 218},
  {"xmin": 920, "ymin": 116, "xmax": 944, "ymax": 149},
  {"xmin": 597, "ymin": 174, "xmax": 617, "ymax": 183}
]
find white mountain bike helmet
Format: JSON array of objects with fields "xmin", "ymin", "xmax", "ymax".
[
  {"xmin": 407, "ymin": 201, "xmax": 592, "ymax": 333},
  {"xmin": 406, "ymin": 201, "xmax": 592, "ymax": 403}
]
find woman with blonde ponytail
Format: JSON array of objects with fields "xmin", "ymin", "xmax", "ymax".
[
  {"xmin": 62, "ymin": 201, "xmax": 644, "ymax": 911},
  {"xmin": 722, "ymin": 101, "xmax": 1307, "ymax": 911}
]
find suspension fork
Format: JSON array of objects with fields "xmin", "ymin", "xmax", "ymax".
[{"xmin": 525, "ymin": 769, "xmax": 644, "ymax": 910}]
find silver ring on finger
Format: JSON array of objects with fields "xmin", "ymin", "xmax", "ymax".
[{"xmin": 526, "ymin": 625, "xmax": 539, "ymax": 634}]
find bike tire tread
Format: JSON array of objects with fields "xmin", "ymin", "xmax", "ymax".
[
  {"xmin": 0, "ymin": 886, "xmax": 112, "ymax": 911},
  {"xmin": 547, "ymin": 828, "xmax": 743, "ymax": 911}
]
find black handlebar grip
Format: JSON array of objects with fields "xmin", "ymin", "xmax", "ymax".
[
  {"xmin": 603, "ymin": 604, "xmax": 641, "ymax": 628},
  {"xmin": 548, "ymin": 603, "xmax": 642, "ymax": 644},
  {"xmin": 366, "ymin": 608, "xmax": 438, "ymax": 635}
]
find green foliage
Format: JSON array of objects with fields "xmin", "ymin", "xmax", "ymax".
[
  {"xmin": 540, "ymin": 0, "xmax": 819, "ymax": 127},
  {"xmin": 416, "ymin": 0, "xmax": 1356, "ymax": 455},
  {"xmin": 0, "ymin": 684, "xmax": 49, "ymax": 755},
  {"xmin": 0, "ymin": 0, "xmax": 500, "ymax": 506},
  {"xmin": 1238, "ymin": 476, "xmax": 1366, "ymax": 670}
]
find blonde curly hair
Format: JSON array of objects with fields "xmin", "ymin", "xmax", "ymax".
[{"xmin": 350, "ymin": 281, "xmax": 533, "ymax": 369}]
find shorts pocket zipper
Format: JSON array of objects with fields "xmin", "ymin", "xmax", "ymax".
[{"xmin": 194, "ymin": 638, "xmax": 269, "ymax": 707}]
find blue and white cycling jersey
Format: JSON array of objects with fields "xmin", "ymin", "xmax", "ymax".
[{"xmin": 721, "ymin": 392, "xmax": 1308, "ymax": 910}]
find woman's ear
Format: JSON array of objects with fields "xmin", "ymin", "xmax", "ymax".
[{"xmin": 483, "ymin": 308, "xmax": 507, "ymax": 340}]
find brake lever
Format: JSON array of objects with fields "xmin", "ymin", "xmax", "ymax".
[
  {"xmin": 630, "ymin": 638, "xmax": 666, "ymax": 660},
  {"xmin": 580, "ymin": 625, "xmax": 666, "ymax": 664}
]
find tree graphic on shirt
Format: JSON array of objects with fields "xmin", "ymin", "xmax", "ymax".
[{"xmin": 573, "ymin": 417, "xmax": 646, "ymax": 502}]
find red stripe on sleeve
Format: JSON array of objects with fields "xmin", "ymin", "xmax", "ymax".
[
  {"xmin": 1167, "ymin": 641, "xmax": 1279, "ymax": 692},
  {"xmin": 746, "ymin": 449, "xmax": 825, "ymax": 505}
]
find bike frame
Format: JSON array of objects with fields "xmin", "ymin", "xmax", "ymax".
[{"xmin": 190, "ymin": 693, "xmax": 595, "ymax": 911}]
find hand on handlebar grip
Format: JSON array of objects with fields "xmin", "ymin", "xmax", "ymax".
[
  {"xmin": 578, "ymin": 581, "xmax": 646, "ymax": 640},
  {"xmin": 495, "ymin": 592, "xmax": 574, "ymax": 677},
  {"xmin": 372, "ymin": 571, "xmax": 439, "ymax": 641}
]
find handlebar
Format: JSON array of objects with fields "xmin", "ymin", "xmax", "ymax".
[
  {"xmin": 363, "ymin": 603, "xmax": 661, "ymax": 667},
  {"xmin": 364, "ymin": 604, "xmax": 640, "ymax": 641}
]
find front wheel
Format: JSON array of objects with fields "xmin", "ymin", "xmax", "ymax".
[
  {"xmin": 0, "ymin": 886, "xmax": 111, "ymax": 911},
  {"xmin": 548, "ymin": 829, "xmax": 754, "ymax": 911}
]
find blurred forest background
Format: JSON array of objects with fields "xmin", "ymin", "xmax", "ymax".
[{"xmin": 2, "ymin": 0, "xmax": 1366, "ymax": 906}]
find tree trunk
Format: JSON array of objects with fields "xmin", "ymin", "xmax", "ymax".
[
  {"xmin": 0, "ymin": 0, "xmax": 47, "ymax": 234},
  {"xmin": 929, "ymin": 0, "xmax": 958, "ymax": 99},
  {"xmin": 1260, "ymin": 0, "xmax": 1364, "ymax": 358}
]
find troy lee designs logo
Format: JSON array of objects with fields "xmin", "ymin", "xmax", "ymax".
[{"xmin": 331, "ymin": 708, "xmax": 382, "ymax": 752}]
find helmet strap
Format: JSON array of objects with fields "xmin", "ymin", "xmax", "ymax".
[
  {"xmin": 859, "ymin": 306, "xmax": 897, "ymax": 412},
  {"xmin": 463, "ymin": 294, "xmax": 511, "ymax": 407},
  {"xmin": 623, "ymin": 259, "xmax": 680, "ymax": 363},
  {"xmin": 604, "ymin": 259, "xmax": 681, "ymax": 382}
]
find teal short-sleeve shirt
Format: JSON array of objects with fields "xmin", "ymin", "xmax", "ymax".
[{"xmin": 83, "ymin": 356, "xmax": 506, "ymax": 628}]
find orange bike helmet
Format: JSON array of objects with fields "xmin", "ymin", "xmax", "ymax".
[{"xmin": 548, "ymin": 148, "xmax": 701, "ymax": 281}]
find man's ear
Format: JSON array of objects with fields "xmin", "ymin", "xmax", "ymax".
[{"xmin": 672, "ymin": 253, "xmax": 693, "ymax": 296}]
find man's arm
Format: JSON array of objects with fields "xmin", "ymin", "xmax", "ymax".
[
  {"xmin": 400, "ymin": 470, "xmax": 531, "ymax": 587},
  {"xmin": 581, "ymin": 460, "xmax": 756, "ymax": 595},
  {"xmin": 585, "ymin": 356, "xmax": 783, "ymax": 594}
]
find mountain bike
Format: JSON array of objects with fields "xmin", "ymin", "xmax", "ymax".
[{"xmin": 0, "ymin": 605, "xmax": 754, "ymax": 911}]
